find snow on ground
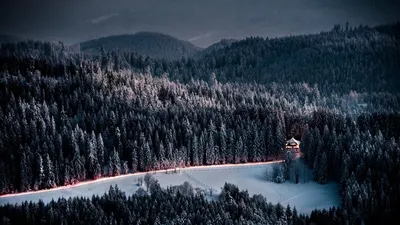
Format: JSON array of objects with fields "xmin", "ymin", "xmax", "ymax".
[{"xmin": 0, "ymin": 162, "xmax": 341, "ymax": 214}]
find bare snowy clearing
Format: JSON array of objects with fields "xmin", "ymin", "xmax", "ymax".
[{"xmin": 0, "ymin": 162, "xmax": 340, "ymax": 214}]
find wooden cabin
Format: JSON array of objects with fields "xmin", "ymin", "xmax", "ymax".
[{"xmin": 286, "ymin": 137, "xmax": 300, "ymax": 153}]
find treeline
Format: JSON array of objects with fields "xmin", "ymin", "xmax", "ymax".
[
  {"xmin": 0, "ymin": 182, "xmax": 349, "ymax": 225},
  {"xmin": 301, "ymin": 111, "xmax": 400, "ymax": 223},
  {"xmin": 1, "ymin": 23, "xmax": 400, "ymax": 95}
]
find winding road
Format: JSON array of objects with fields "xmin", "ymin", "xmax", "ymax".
[{"xmin": 0, "ymin": 159, "xmax": 284, "ymax": 200}]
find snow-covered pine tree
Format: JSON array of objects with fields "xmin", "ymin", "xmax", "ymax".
[
  {"xmin": 192, "ymin": 136, "xmax": 199, "ymax": 166},
  {"xmin": 130, "ymin": 140, "xmax": 138, "ymax": 172},
  {"xmin": 219, "ymin": 122, "xmax": 227, "ymax": 164}
]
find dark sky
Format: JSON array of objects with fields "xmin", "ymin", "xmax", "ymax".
[{"xmin": 0, "ymin": 0, "xmax": 399, "ymax": 47}]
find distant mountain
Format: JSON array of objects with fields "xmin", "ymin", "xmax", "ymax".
[
  {"xmin": 196, "ymin": 39, "xmax": 236, "ymax": 58},
  {"xmin": 0, "ymin": 34, "xmax": 20, "ymax": 45},
  {"xmin": 197, "ymin": 24, "xmax": 400, "ymax": 94},
  {"xmin": 79, "ymin": 32, "xmax": 202, "ymax": 60}
]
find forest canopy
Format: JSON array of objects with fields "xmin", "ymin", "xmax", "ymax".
[{"xmin": 0, "ymin": 22, "xmax": 399, "ymax": 225}]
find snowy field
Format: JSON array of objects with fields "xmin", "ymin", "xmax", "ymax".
[{"xmin": 0, "ymin": 162, "xmax": 341, "ymax": 214}]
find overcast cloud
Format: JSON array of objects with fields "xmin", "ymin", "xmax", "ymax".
[{"xmin": 0, "ymin": 0, "xmax": 399, "ymax": 47}]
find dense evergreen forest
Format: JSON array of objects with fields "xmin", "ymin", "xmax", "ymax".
[
  {"xmin": 0, "ymin": 23, "xmax": 400, "ymax": 224},
  {"xmin": 0, "ymin": 181, "xmax": 348, "ymax": 225}
]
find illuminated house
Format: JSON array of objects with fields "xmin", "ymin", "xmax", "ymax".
[{"xmin": 286, "ymin": 137, "xmax": 300, "ymax": 152}]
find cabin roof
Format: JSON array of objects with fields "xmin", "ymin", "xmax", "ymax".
[{"xmin": 286, "ymin": 137, "xmax": 300, "ymax": 145}]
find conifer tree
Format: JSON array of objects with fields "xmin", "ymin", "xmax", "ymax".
[
  {"xmin": 109, "ymin": 148, "xmax": 121, "ymax": 176},
  {"xmin": 192, "ymin": 136, "xmax": 199, "ymax": 166},
  {"xmin": 44, "ymin": 153, "xmax": 56, "ymax": 188},
  {"xmin": 37, "ymin": 154, "xmax": 45, "ymax": 189},
  {"xmin": 158, "ymin": 142, "xmax": 165, "ymax": 163},
  {"xmin": 143, "ymin": 142, "xmax": 152, "ymax": 171},
  {"xmin": 97, "ymin": 133, "xmax": 105, "ymax": 172},
  {"xmin": 19, "ymin": 151, "xmax": 30, "ymax": 192},
  {"xmin": 88, "ymin": 139, "xmax": 101, "ymax": 179},
  {"xmin": 130, "ymin": 141, "xmax": 138, "ymax": 172},
  {"xmin": 284, "ymin": 150, "xmax": 293, "ymax": 181},
  {"xmin": 219, "ymin": 123, "xmax": 227, "ymax": 164}
]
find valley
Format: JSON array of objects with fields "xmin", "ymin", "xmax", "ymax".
[{"xmin": 0, "ymin": 22, "xmax": 399, "ymax": 224}]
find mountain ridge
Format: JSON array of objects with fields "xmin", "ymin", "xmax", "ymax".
[{"xmin": 78, "ymin": 31, "xmax": 202, "ymax": 60}]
